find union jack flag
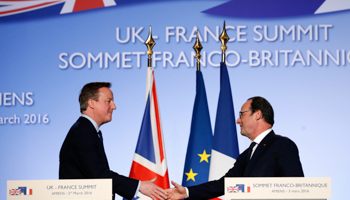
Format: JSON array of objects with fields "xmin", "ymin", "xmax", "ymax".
[
  {"xmin": 9, "ymin": 189, "xmax": 21, "ymax": 195},
  {"xmin": 226, "ymin": 186, "xmax": 239, "ymax": 193},
  {"xmin": 125, "ymin": 66, "xmax": 170, "ymax": 200},
  {"xmin": 0, "ymin": 0, "xmax": 116, "ymax": 18}
]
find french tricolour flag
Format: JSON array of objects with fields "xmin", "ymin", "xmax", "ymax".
[
  {"xmin": 208, "ymin": 62, "xmax": 239, "ymax": 200},
  {"xmin": 127, "ymin": 67, "xmax": 170, "ymax": 199}
]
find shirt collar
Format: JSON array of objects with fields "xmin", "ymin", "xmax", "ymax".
[
  {"xmin": 81, "ymin": 114, "xmax": 99, "ymax": 133},
  {"xmin": 253, "ymin": 128, "xmax": 272, "ymax": 145}
]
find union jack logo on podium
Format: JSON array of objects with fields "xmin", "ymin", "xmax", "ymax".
[{"xmin": 9, "ymin": 189, "xmax": 21, "ymax": 195}]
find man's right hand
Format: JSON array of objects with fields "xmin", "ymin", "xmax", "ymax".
[{"xmin": 140, "ymin": 177, "xmax": 167, "ymax": 200}]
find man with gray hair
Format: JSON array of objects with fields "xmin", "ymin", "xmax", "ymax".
[{"xmin": 167, "ymin": 96, "xmax": 304, "ymax": 200}]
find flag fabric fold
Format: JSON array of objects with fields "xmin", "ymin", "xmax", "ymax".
[
  {"xmin": 0, "ymin": 0, "xmax": 117, "ymax": 18},
  {"xmin": 126, "ymin": 67, "xmax": 169, "ymax": 200},
  {"xmin": 182, "ymin": 70, "xmax": 213, "ymax": 187},
  {"xmin": 209, "ymin": 62, "xmax": 239, "ymax": 199}
]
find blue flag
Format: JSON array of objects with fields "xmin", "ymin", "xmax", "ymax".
[
  {"xmin": 209, "ymin": 62, "xmax": 239, "ymax": 183},
  {"xmin": 182, "ymin": 71, "xmax": 213, "ymax": 187}
]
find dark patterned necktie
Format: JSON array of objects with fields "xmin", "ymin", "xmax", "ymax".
[
  {"xmin": 97, "ymin": 130, "xmax": 103, "ymax": 143},
  {"xmin": 247, "ymin": 142, "xmax": 257, "ymax": 160}
]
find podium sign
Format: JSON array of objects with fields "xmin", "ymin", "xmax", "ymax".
[
  {"xmin": 225, "ymin": 177, "xmax": 331, "ymax": 200},
  {"xmin": 7, "ymin": 179, "xmax": 112, "ymax": 200}
]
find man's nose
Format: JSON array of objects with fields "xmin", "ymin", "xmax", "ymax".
[
  {"xmin": 111, "ymin": 102, "xmax": 117, "ymax": 110},
  {"xmin": 236, "ymin": 117, "xmax": 241, "ymax": 124}
]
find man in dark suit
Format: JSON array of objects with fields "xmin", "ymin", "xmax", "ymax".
[
  {"xmin": 166, "ymin": 96, "xmax": 304, "ymax": 200},
  {"xmin": 59, "ymin": 82, "xmax": 167, "ymax": 200}
]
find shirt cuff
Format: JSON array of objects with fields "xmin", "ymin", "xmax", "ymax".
[
  {"xmin": 185, "ymin": 187, "xmax": 189, "ymax": 198},
  {"xmin": 134, "ymin": 180, "xmax": 141, "ymax": 198}
]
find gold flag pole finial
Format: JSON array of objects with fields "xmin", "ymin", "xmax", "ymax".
[
  {"xmin": 145, "ymin": 25, "xmax": 156, "ymax": 68},
  {"xmin": 219, "ymin": 21, "xmax": 230, "ymax": 63},
  {"xmin": 193, "ymin": 30, "xmax": 203, "ymax": 71}
]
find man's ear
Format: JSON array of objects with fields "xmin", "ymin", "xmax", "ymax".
[
  {"xmin": 255, "ymin": 110, "xmax": 262, "ymax": 121},
  {"xmin": 87, "ymin": 99, "xmax": 95, "ymax": 109}
]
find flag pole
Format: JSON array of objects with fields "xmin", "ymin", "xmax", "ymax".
[
  {"xmin": 193, "ymin": 30, "xmax": 203, "ymax": 71},
  {"xmin": 145, "ymin": 25, "xmax": 155, "ymax": 68},
  {"xmin": 219, "ymin": 21, "xmax": 230, "ymax": 64}
]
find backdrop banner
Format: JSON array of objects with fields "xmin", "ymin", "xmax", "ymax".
[{"xmin": 1, "ymin": 1, "xmax": 349, "ymax": 200}]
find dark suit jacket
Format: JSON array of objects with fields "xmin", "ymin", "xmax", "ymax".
[
  {"xmin": 188, "ymin": 131, "xmax": 304, "ymax": 199},
  {"xmin": 59, "ymin": 117, "xmax": 139, "ymax": 200}
]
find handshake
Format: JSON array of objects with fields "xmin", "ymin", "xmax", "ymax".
[{"xmin": 140, "ymin": 178, "xmax": 188, "ymax": 200}]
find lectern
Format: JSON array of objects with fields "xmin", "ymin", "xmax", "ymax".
[
  {"xmin": 225, "ymin": 177, "xmax": 331, "ymax": 200},
  {"xmin": 7, "ymin": 179, "xmax": 112, "ymax": 200}
]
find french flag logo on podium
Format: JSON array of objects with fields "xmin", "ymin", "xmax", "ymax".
[{"xmin": 126, "ymin": 67, "xmax": 170, "ymax": 199}]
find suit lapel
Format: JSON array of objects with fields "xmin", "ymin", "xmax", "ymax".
[
  {"xmin": 95, "ymin": 131, "xmax": 110, "ymax": 170},
  {"xmin": 244, "ymin": 131, "xmax": 276, "ymax": 176},
  {"xmin": 80, "ymin": 117, "xmax": 110, "ymax": 170}
]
